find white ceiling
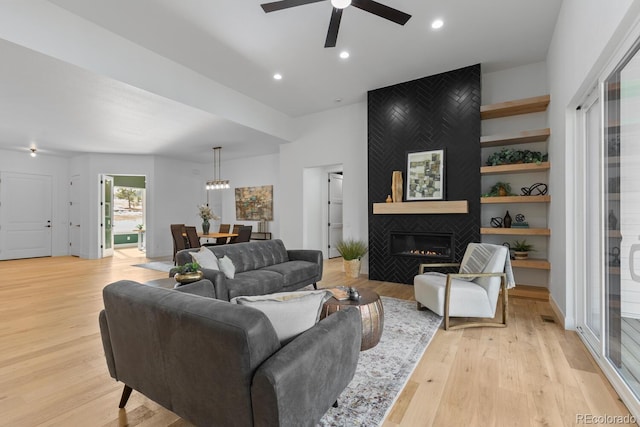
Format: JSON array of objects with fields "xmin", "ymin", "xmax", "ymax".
[{"xmin": 0, "ymin": 0, "xmax": 563, "ymax": 162}]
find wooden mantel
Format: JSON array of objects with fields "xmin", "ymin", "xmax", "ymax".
[{"xmin": 373, "ymin": 200, "xmax": 468, "ymax": 215}]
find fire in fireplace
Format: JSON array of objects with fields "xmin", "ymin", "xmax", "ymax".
[{"xmin": 390, "ymin": 231, "xmax": 455, "ymax": 261}]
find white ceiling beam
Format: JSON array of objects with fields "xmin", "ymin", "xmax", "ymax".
[{"xmin": 0, "ymin": 1, "xmax": 297, "ymax": 143}]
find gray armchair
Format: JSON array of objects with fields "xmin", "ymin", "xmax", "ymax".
[{"xmin": 99, "ymin": 280, "xmax": 361, "ymax": 426}]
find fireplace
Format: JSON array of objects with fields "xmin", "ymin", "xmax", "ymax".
[
  {"xmin": 367, "ymin": 64, "xmax": 480, "ymax": 284},
  {"xmin": 390, "ymin": 231, "xmax": 454, "ymax": 262}
]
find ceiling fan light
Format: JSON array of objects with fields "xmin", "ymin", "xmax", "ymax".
[{"xmin": 331, "ymin": 0, "xmax": 351, "ymax": 9}]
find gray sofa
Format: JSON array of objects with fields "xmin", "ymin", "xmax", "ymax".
[
  {"xmin": 99, "ymin": 280, "xmax": 361, "ymax": 427},
  {"xmin": 175, "ymin": 239, "xmax": 322, "ymax": 301}
]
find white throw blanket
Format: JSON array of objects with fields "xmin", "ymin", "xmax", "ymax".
[
  {"xmin": 468, "ymin": 243, "xmax": 516, "ymax": 289},
  {"xmin": 428, "ymin": 243, "xmax": 516, "ymax": 289}
]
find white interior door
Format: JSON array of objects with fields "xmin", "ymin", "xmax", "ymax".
[
  {"xmin": 69, "ymin": 175, "xmax": 81, "ymax": 256},
  {"xmin": 101, "ymin": 175, "xmax": 114, "ymax": 257},
  {"xmin": 0, "ymin": 172, "xmax": 52, "ymax": 260},
  {"xmin": 328, "ymin": 173, "xmax": 343, "ymax": 258}
]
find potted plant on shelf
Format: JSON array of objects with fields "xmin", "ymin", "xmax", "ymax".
[
  {"xmin": 484, "ymin": 182, "xmax": 513, "ymax": 197},
  {"xmin": 511, "ymin": 240, "xmax": 535, "ymax": 260},
  {"xmin": 336, "ymin": 239, "xmax": 368, "ymax": 279},
  {"xmin": 172, "ymin": 262, "xmax": 203, "ymax": 284}
]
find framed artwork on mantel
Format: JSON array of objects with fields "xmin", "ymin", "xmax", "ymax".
[{"xmin": 406, "ymin": 149, "xmax": 445, "ymax": 201}]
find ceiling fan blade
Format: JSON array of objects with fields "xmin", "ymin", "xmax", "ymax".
[
  {"xmin": 351, "ymin": 0, "xmax": 411, "ymax": 25},
  {"xmin": 261, "ymin": 0, "xmax": 325, "ymax": 13},
  {"xmin": 324, "ymin": 8, "xmax": 343, "ymax": 48}
]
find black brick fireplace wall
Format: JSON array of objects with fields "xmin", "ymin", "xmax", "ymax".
[{"xmin": 367, "ymin": 64, "xmax": 481, "ymax": 284}]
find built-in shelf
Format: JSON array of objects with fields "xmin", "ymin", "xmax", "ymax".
[
  {"xmin": 481, "ymin": 195, "xmax": 551, "ymax": 204},
  {"xmin": 480, "ymin": 128, "xmax": 551, "ymax": 147},
  {"xmin": 511, "ymin": 259, "xmax": 551, "ymax": 270},
  {"xmin": 508, "ymin": 285, "xmax": 549, "ymax": 301},
  {"xmin": 481, "ymin": 95, "xmax": 551, "ymax": 120},
  {"xmin": 481, "ymin": 162, "xmax": 550, "ymax": 175},
  {"xmin": 481, "ymin": 227, "xmax": 551, "ymax": 236},
  {"xmin": 372, "ymin": 200, "xmax": 468, "ymax": 215},
  {"xmin": 609, "ymin": 193, "xmax": 621, "ymax": 200}
]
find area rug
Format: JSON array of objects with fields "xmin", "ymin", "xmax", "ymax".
[
  {"xmin": 319, "ymin": 296, "xmax": 442, "ymax": 426},
  {"xmin": 132, "ymin": 261, "xmax": 174, "ymax": 272}
]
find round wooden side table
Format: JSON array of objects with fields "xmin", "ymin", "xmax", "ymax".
[{"xmin": 320, "ymin": 288, "xmax": 384, "ymax": 351}]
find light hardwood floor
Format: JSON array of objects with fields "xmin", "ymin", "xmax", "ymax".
[{"xmin": 0, "ymin": 249, "xmax": 635, "ymax": 426}]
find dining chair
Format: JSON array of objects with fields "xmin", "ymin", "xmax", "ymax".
[
  {"xmin": 227, "ymin": 224, "xmax": 245, "ymax": 244},
  {"xmin": 170, "ymin": 224, "xmax": 187, "ymax": 264},
  {"xmin": 230, "ymin": 226, "xmax": 252, "ymax": 244},
  {"xmin": 185, "ymin": 226, "xmax": 201, "ymax": 249}
]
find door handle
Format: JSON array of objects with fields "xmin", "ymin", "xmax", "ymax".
[{"xmin": 630, "ymin": 241, "xmax": 640, "ymax": 282}]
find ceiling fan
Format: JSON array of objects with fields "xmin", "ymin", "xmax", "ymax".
[{"xmin": 260, "ymin": 0, "xmax": 412, "ymax": 48}]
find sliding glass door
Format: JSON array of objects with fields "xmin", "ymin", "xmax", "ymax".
[
  {"xmin": 608, "ymin": 40, "xmax": 640, "ymax": 396},
  {"xmin": 581, "ymin": 38, "xmax": 640, "ymax": 404}
]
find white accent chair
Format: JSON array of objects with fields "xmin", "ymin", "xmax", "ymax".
[{"xmin": 413, "ymin": 243, "xmax": 509, "ymax": 330}]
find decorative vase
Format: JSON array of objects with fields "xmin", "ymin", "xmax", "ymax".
[
  {"xmin": 609, "ymin": 209, "xmax": 618, "ymax": 230},
  {"xmin": 385, "ymin": 195, "xmax": 392, "ymax": 203},
  {"xmin": 391, "ymin": 171, "xmax": 403, "ymax": 203},
  {"xmin": 503, "ymin": 211, "xmax": 512, "ymax": 228},
  {"xmin": 202, "ymin": 220, "xmax": 210, "ymax": 235},
  {"xmin": 343, "ymin": 259, "xmax": 362, "ymax": 279},
  {"xmin": 175, "ymin": 271, "xmax": 204, "ymax": 284},
  {"xmin": 498, "ymin": 186, "xmax": 507, "ymax": 197}
]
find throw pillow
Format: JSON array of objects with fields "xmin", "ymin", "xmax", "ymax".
[
  {"xmin": 231, "ymin": 290, "xmax": 332, "ymax": 344},
  {"xmin": 218, "ymin": 255, "xmax": 235, "ymax": 279},
  {"xmin": 190, "ymin": 246, "xmax": 219, "ymax": 270}
]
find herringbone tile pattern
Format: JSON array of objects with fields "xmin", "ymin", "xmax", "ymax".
[{"xmin": 368, "ymin": 65, "xmax": 482, "ymax": 284}]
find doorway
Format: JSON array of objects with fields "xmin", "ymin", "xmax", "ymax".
[
  {"xmin": 577, "ymin": 34, "xmax": 640, "ymax": 416},
  {"xmin": 100, "ymin": 174, "xmax": 146, "ymax": 257},
  {"xmin": 328, "ymin": 172, "xmax": 343, "ymax": 258}
]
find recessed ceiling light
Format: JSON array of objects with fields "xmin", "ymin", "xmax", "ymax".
[
  {"xmin": 331, "ymin": 0, "xmax": 351, "ymax": 9},
  {"xmin": 431, "ymin": 19, "xmax": 444, "ymax": 30},
  {"xmin": 339, "ymin": 51, "xmax": 350, "ymax": 59},
  {"xmin": 273, "ymin": 73, "xmax": 283, "ymax": 80}
]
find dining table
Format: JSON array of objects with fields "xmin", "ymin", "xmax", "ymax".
[{"xmin": 197, "ymin": 232, "xmax": 237, "ymax": 239}]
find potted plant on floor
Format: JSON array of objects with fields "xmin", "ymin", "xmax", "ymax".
[
  {"xmin": 172, "ymin": 261, "xmax": 203, "ymax": 284},
  {"xmin": 336, "ymin": 239, "xmax": 368, "ymax": 279},
  {"xmin": 511, "ymin": 240, "xmax": 535, "ymax": 260}
]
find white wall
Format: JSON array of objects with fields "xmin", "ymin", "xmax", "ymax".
[
  {"xmin": 547, "ymin": 0, "xmax": 637, "ymax": 328},
  {"xmin": 215, "ymin": 153, "xmax": 280, "ymax": 238},
  {"xmin": 280, "ymin": 102, "xmax": 367, "ymax": 256},
  {"xmin": 2, "ymin": 148, "xmax": 278, "ymax": 261},
  {"xmin": 0, "ymin": 148, "xmax": 70, "ymax": 256},
  {"xmin": 68, "ymin": 153, "xmax": 209, "ymax": 259}
]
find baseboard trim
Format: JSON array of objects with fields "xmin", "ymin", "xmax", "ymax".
[{"xmin": 548, "ymin": 294, "xmax": 566, "ymax": 329}]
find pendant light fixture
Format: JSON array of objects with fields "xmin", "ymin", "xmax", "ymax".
[{"xmin": 205, "ymin": 146, "xmax": 230, "ymax": 190}]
